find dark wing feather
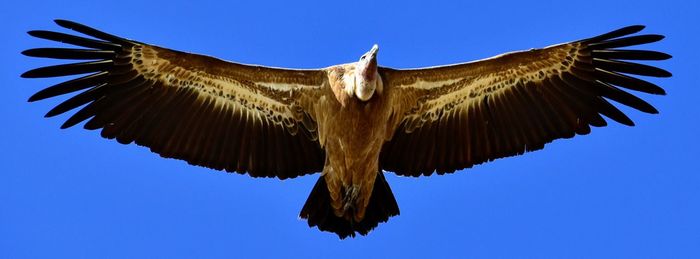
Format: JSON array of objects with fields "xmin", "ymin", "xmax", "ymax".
[
  {"xmin": 380, "ymin": 25, "xmax": 670, "ymax": 177},
  {"xmin": 23, "ymin": 20, "xmax": 327, "ymax": 179}
]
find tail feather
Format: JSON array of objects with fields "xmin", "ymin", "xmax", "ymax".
[{"xmin": 299, "ymin": 172, "xmax": 399, "ymax": 239}]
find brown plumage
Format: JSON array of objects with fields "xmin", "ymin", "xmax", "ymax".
[{"xmin": 22, "ymin": 20, "xmax": 671, "ymax": 239}]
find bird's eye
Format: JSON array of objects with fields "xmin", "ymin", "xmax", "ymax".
[{"xmin": 361, "ymin": 55, "xmax": 366, "ymax": 60}]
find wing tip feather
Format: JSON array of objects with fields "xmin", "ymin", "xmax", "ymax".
[
  {"xmin": 628, "ymin": 25, "xmax": 646, "ymax": 32},
  {"xmin": 20, "ymin": 70, "xmax": 40, "ymax": 78},
  {"xmin": 53, "ymin": 19, "xmax": 78, "ymax": 29},
  {"xmin": 622, "ymin": 122, "xmax": 636, "ymax": 127},
  {"xmin": 586, "ymin": 25, "xmax": 647, "ymax": 42},
  {"xmin": 27, "ymin": 93, "xmax": 44, "ymax": 102},
  {"xmin": 26, "ymin": 30, "xmax": 45, "ymax": 38},
  {"xmin": 44, "ymin": 107, "xmax": 62, "ymax": 118},
  {"xmin": 59, "ymin": 121, "xmax": 74, "ymax": 129},
  {"xmin": 52, "ymin": 19, "xmax": 135, "ymax": 46},
  {"xmin": 618, "ymin": 25, "xmax": 646, "ymax": 36}
]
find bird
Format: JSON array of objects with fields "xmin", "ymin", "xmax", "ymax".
[{"xmin": 22, "ymin": 20, "xmax": 671, "ymax": 239}]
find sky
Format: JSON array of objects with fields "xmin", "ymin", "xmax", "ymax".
[{"xmin": 1, "ymin": 0, "xmax": 699, "ymax": 258}]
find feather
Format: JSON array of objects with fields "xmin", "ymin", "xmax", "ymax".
[
  {"xmin": 61, "ymin": 96, "xmax": 104, "ymax": 129},
  {"xmin": 594, "ymin": 97, "xmax": 634, "ymax": 126},
  {"xmin": 593, "ymin": 58, "xmax": 672, "ymax": 77},
  {"xmin": 592, "ymin": 50, "xmax": 671, "ymax": 60},
  {"xmin": 28, "ymin": 71, "xmax": 108, "ymax": 101},
  {"xmin": 596, "ymin": 81, "xmax": 658, "ymax": 114},
  {"xmin": 21, "ymin": 60, "xmax": 113, "ymax": 78},
  {"xmin": 54, "ymin": 19, "xmax": 134, "ymax": 46},
  {"xmin": 588, "ymin": 35, "xmax": 665, "ymax": 50},
  {"xmin": 46, "ymin": 83, "xmax": 108, "ymax": 118},
  {"xmin": 584, "ymin": 25, "xmax": 645, "ymax": 42},
  {"xmin": 595, "ymin": 68, "xmax": 666, "ymax": 95},
  {"xmin": 27, "ymin": 30, "xmax": 122, "ymax": 50},
  {"xmin": 22, "ymin": 48, "xmax": 115, "ymax": 60}
]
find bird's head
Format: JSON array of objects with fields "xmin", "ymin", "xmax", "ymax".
[{"xmin": 354, "ymin": 44, "xmax": 381, "ymax": 101}]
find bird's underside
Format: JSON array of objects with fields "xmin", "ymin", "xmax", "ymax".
[{"xmin": 22, "ymin": 20, "xmax": 670, "ymax": 239}]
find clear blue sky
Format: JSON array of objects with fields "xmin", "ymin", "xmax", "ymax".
[{"xmin": 2, "ymin": 0, "xmax": 698, "ymax": 258}]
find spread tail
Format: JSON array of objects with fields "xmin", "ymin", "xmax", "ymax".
[{"xmin": 299, "ymin": 172, "xmax": 399, "ymax": 239}]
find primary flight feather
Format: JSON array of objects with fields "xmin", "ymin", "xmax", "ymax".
[{"xmin": 22, "ymin": 20, "xmax": 671, "ymax": 239}]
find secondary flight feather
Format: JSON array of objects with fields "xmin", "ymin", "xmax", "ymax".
[{"xmin": 22, "ymin": 20, "xmax": 671, "ymax": 238}]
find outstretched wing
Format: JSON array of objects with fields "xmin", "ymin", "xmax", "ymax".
[
  {"xmin": 379, "ymin": 25, "xmax": 671, "ymax": 177},
  {"xmin": 22, "ymin": 20, "xmax": 327, "ymax": 179}
]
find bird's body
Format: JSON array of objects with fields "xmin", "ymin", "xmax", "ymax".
[
  {"xmin": 316, "ymin": 46, "xmax": 396, "ymax": 221},
  {"xmin": 22, "ymin": 20, "xmax": 671, "ymax": 238},
  {"xmin": 321, "ymin": 65, "xmax": 390, "ymax": 221}
]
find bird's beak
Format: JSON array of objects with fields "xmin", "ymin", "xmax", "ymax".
[{"xmin": 369, "ymin": 44, "xmax": 379, "ymax": 58}]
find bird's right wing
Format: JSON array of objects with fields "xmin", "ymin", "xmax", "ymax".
[{"xmin": 22, "ymin": 20, "xmax": 328, "ymax": 179}]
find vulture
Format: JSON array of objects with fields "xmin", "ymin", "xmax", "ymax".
[{"xmin": 22, "ymin": 20, "xmax": 671, "ymax": 239}]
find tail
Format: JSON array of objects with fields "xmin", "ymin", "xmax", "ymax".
[{"xmin": 299, "ymin": 172, "xmax": 399, "ymax": 239}]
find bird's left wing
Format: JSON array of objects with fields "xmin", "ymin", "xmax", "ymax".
[
  {"xmin": 379, "ymin": 25, "xmax": 671, "ymax": 177},
  {"xmin": 22, "ymin": 20, "xmax": 327, "ymax": 179}
]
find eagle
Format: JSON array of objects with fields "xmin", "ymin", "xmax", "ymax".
[{"xmin": 22, "ymin": 20, "xmax": 671, "ymax": 239}]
